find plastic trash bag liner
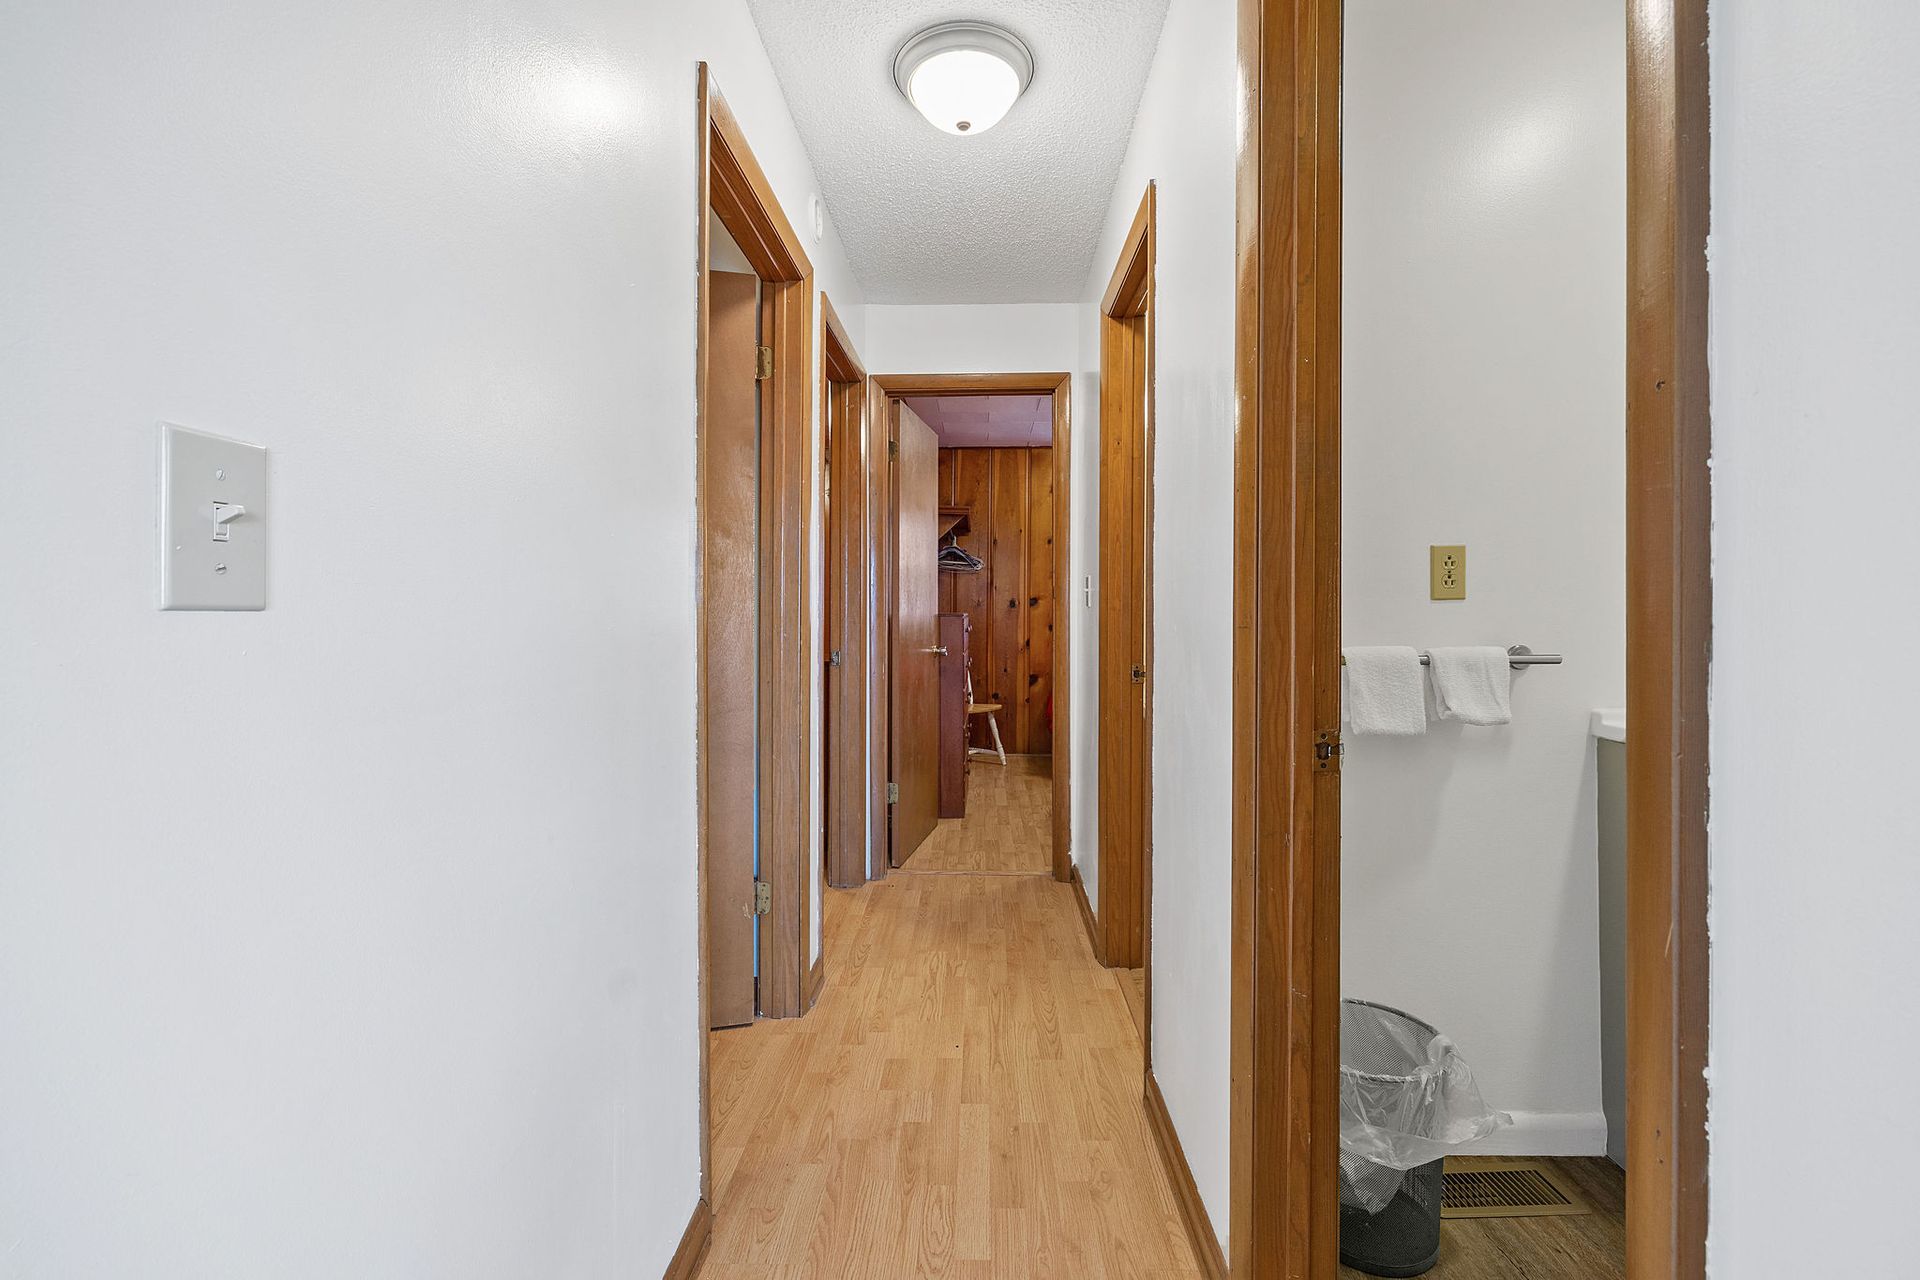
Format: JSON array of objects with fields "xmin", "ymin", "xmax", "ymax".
[{"xmin": 1338, "ymin": 999, "xmax": 1512, "ymax": 1213}]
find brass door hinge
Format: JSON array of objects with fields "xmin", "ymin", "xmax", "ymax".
[
  {"xmin": 755, "ymin": 346, "xmax": 774, "ymax": 380},
  {"xmin": 887, "ymin": 782, "xmax": 899, "ymax": 805},
  {"xmin": 888, "ymin": 438, "xmax": 898, "ymax": 459},
  {"xmin": 1314, "ymin": 731, "xmax": 1344, "ymax": 772},
  {"xmin": 753, "ymin": 880, "xmax": 772, "ymax": 916}
]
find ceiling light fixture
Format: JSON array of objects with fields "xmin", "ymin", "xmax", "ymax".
[{"xmin": 893, "ymin": 21, "xmax": 1035, "ymax": 137}]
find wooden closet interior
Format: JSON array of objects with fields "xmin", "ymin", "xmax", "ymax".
[{"xmin": 934, "ymin": 444, "xmax": 1057, "ymax": 756}]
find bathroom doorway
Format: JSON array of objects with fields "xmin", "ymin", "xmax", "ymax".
[
  {"xmin": 1227, "ymin": 0, "xmax": 1710, "ymax": 1275},
  {"xmin": 1331, "ymin": 0, "xmax": 1631, "ymax": 1273}
]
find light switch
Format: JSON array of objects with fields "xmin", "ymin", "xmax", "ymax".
[
  {"xmin": 161, "ymin": 424, "xmax": 268, "ymax": 610},
  {"xmin": 210, "ymin": 500, "xmax": 246, "ymax": 542}
]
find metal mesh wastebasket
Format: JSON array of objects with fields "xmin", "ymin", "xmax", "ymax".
[
  {"xmin": 1338, "ymin": 999, "xmax": 1509, "ymax": 1278},
  {"xmin": 1339, "ymin": 1151, "xmax": 1443, "ymax": 1278}
]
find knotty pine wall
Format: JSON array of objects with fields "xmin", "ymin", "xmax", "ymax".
[{"xmin": 936, "ymin": 446, "xmax": 1055, "ymax": 755}]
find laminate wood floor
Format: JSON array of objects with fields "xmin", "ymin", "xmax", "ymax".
[
  {"xmin": 1338, "ymin": 1156, "xmax": 1625, "ymax": 1280},
  {"xmin": 704, "ymin": 870, "xmax": 1201, "ymax": 1279},
  {"xmin": 903, "ymin": 754, "xmax": 1051, "ymax": 875},
  {"xmin": 1119, "ymin": 969, "xmax": 1145, "ymax": 1040}
]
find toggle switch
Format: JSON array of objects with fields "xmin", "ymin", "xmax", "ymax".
[
  {"xmin": 161, "ymin": 423, "xmax": 268, "ymax": 610},
  {"xmin": 211, "ymin": 501, "xmax": 247, "ymax": 542}
]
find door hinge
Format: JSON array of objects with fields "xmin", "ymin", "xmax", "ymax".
[
  {"xmin": 755, "ymin": 345, "xmax": 774, "ymax": 380},
  {"xmin": 888, "ymin": 438, "xmax": 898, "ymax": 459},
  {"xmin": 887, "ymin": 782, "xmax": 899, "ymax": 805},
  {"xmin": 828, "ymin": 649, "xmax": 843, "ymax": 668},
  {"xmin": 753, "ymin": 880, "xmax": 772, "ymax": 916},
  {"xmin": 1130, "ymin": 663, "xmax": 1148, "ymax": 684},
  {"xmin": 1314, "ymin": 731, "xmax": 1344, "ymax": 771}
]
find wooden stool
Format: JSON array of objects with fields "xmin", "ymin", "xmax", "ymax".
[{"xmin": 964, "ymin": 671, "xmax": 1006, "ymax": 765}]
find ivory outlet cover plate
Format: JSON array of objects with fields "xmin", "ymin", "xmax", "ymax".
[
  {"xmin": 161, "ymin": 423, "xmax": 269, "ymax": 611},
  {"xmin": 1430, "ymin": 544, "xmax": 1466, "ymax": 600}
]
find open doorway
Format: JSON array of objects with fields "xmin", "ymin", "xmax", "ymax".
[
  {"xmin": 869, "ymin": 374, "xmax": 1072, "ymax": 881},
  {"xmin": 1228, "ymin": 0, "xmax": 1710, "ymax": 1276},
  {"xmin": 1096, "ymin": 183, "xmax": 1156, "ymax": 1018},
  {"xmin": 820, "ymin": 295, "xmax": 870, "ymax": 914},
  {"xmin": 1333, "ymin": 2, "xmax": 1630, "ymax": 1272},
  {"xmin": 692, "ymin": 64, "xmax": 820, "ymax": 1243}
]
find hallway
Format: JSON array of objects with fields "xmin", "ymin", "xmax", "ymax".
[
  {"xmin": 704, "ymin": 848, "xmax": 1200, "ymax": 1276},
  {"xmin": 904, "ymin": 755, "xmax": 1053, "ymax": 876}
]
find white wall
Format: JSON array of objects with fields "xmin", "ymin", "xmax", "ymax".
[
  {"xmin": 1339, "ymin": 0, "xmax": 1625, "ymax": 1154},
  {"xmin": 863, "ymin": 304, "xmax": 1079, "ymax": 375},
  {"xmin": 0, "ymin": 2, "xmax": 861, "ymax": 1274},
  {"xmin": 1707, "ymin": 4, "xmax": 1920, "ymax": 1274},
  {"xmin": 1077, "ymin": 0, "xmax": 1240, "ymax": 1237}
]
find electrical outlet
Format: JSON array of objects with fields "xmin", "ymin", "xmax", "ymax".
[{"xmin": 1430, "ymin": 545, "xmax": 1466, "ymax": 600}]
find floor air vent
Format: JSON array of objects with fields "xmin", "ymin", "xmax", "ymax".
[{"xmin": 1441, "ymin": 1160, "xmax": 1592, "ymax": 1219}]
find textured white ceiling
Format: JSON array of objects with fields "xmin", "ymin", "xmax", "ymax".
[
  {"xmin": 907, "ymin": 394, "xmax": 1053, "ymax": 447},
  {"xmin": 745, "ymin": 0, "xmax": 1171, "ymax": 303}
]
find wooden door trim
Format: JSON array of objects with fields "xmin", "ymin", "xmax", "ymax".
[
  {"xmin": 1626, "ymin": 0, "xmax": 1712, "ymax": 1274},
  {"xmin": 823, "ymin": 293, "xmax": 864, "ymax": 383},
  {"xmin": 821, "ymin": 293, "xmax": 871, "ymax": 893},
  {"xmin": 875, "ymin": 372, "xmax": 1068, "ymax": 397},
  {"xmin": 871, "ymin": 372, "xmax": 1073, "ymax": 884},
  {"xmin": 867, "ymin": 392, "xmax": 894, "ymax": 880},
  {"xmin": 1103, "ymin": 185, "xmax": 1157, "ymax": 318},
  {"xmin": 1228, "ymin": 0, "xmax": 1346, "ymax": 1273},
  {"xmin": 1097, "ymin": 182, "xmax": 1156, "ymax": 981},
  {"xmin": 706, "ymin": 76, "xmax": 810, "ymax": 283},
  {"xmin": 1228, "ymin": 1, "xmax": 1713, "ymax": 1276},
  {"xmin": 695, "ymin": 61, "xmax": 816, "ymax": 1206}
]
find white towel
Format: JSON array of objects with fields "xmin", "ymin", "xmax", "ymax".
[
  {"xmin": 1428, "ymin": 647, "xmax": 1513, "ymax": 726},
  {"xmin": 1342, "ymin": 647, "xmax": 1428, "ymax": 736}
]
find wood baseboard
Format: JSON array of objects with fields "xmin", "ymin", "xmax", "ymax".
[
  {"xmin": 1144, "ymin": 1072, "xmax": 1227, "ymax": 1280},
  {"xmin": 1069, "ymin": 864, "xmax": 1104, "ymax": 965},
  {"xmin": 805, "ymin": 952, "xmax": 825, "ymax": 1010},
  {"xmin": 663, "ymin": 1196, "xmax": 712, "ymax": 1280}
]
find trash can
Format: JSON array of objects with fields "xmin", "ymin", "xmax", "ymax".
[{"xmin": 1338, "ymin": 999, "xmax": 1512, "ymax": 1277}]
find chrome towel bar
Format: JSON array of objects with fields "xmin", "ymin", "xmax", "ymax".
[{"xmin": 1340, "ymin": 645, "xmax": 1563, "ymax": 670}]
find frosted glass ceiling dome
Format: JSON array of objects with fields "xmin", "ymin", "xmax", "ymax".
[{"xmin": 893, "ymin": 21, "xmax": 1036, "ymax": 137}]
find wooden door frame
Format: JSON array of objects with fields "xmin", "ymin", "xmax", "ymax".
[
  {"xmin": 694, "ymin": 62, "xmax": 815, "ymax": 1219},
  {"xmin": 1227, "ymin": 0, "xmax": 1342, "ymax": 1267},
  {"xmin": 1623, "ymin": 0, "xmax": 1712, "ymax": 1273},
  {"xmin": 865, "ymin": 387, "xmax": 893, "ymax": 881},
  {"xmin": 869, "ymin": 372, "xmax": 1073, "ymax": 884},
  {"xmin": 1097, "ymin": 184, "xmax": 1156, "ymax": 975},
  {"xmin": 821, "ymin": 295, "xmax": 870, "ymax": 904},
  {"xmin": 1228, "ymin": 2, "xmax": 1712, "ymax": 1277}
]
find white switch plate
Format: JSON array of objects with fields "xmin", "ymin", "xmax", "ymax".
[{"xmin": 160, "ymin": 423, "xmax": 268, "ymax": 610}]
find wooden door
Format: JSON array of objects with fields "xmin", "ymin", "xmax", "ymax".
[
  {"xmin": 823, "ymin": 373, "xmax": 868, "ymax": 888},
  {"xmin": 890, "ymin": 403, "xmax": 941, "ymax": 864},
  {"xmin": 1099, "ymin": 311, "xmax": 1150, "ymax": 968},
  {"xmin": 705, "ymin": 269, "xmax": 760, "ymax": 1029},
  {"xmin": 937, "ymin": 612, "xmax": 971, "ymax": 819}
]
